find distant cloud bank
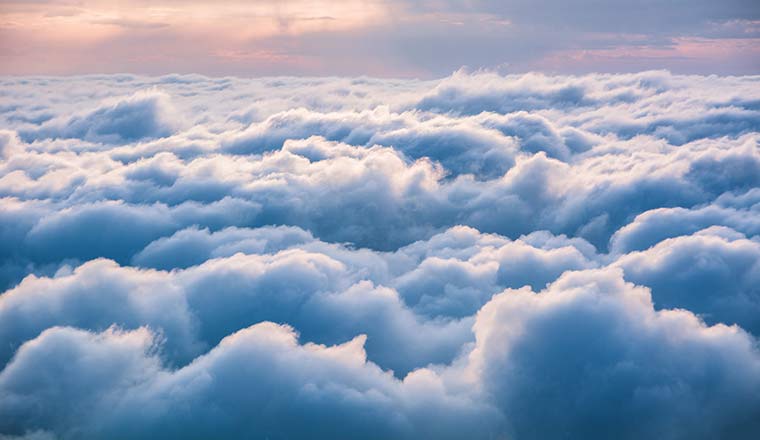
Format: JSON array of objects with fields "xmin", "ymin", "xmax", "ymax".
[{"xmin": 0, "ymin": 71, "xmax": 759, "ymax": 439}]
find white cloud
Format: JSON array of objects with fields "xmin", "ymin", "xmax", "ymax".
[
  {"xmin": 2, "ymin": 269, "xmax": 759, "ymax": 439},
  {"xmin": 21, "ymin": 90, "xmax": 182, "ymax": 144},
  {"xmin": 466, "ymin": 267, "xmax": 760, "ymax": 439},
  {"xmin": 614, "ymin": 228, "xmax": 760, "ymax": 333},
  {"xmin": 0, "ymin": 70, "xmax": 759, "ymax": 439}
]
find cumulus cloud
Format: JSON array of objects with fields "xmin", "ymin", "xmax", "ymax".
[
  {"xmin": 223, "ymin": 107, "xmax": 518, "ymax": 178},
  {"xmin": 0, "ymin": 323, "xmax": 501, "ymax": 440},
  {"xmin": 132, "ymin": 225, "xmax": 315, "ymax": 269},
  {"xmin": 610, "ymin": 201, "xmax": 760, "ymax": 254},
  {"xmin": 1, "ymin": 71, "xmax": 759, "ymax": 439},
  {"xmin": 614, "ymin": 228, "xmax": 760, "ymax": 333},
  {"xmin": 2, "ymin": 270, "xmax": 759, "ymax": 439},
  {"xmin": 0, "ymin": 131, "xmax": 21, "ymax": 160},
  {"xmin": 19, "ymin": 90, "xmax": 181, "ymax": 144},
  {"xmin": 0, "ymin": 248, "xmax": 473, "ymax": 374},
  {"xmin": 467, "ymin": 268, "xmax": 760, "ymax": 439},
  {"xmin": 413, "ymin": 70, "xmax": 596, "ymax": 115}
]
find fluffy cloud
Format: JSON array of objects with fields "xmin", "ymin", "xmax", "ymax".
[
  {"xmin": 614, "ymin": 228, "xmax": 760, "ymax": 333},
  {"xmin": 468, "ymin": 268, "xmax": 760, "ymax": 439},
  {"xmin": 20, "ymin": 91, "xmax": 182, "ymax": 144},
  {"xmin": 0, "ymin": 247, "xmax": 473, "ymax": 374},
  {"xmin": 2, "ymin": 270, "xmax": 759, "ymax": 439},
  {"xmin": 0, "ymin": 131, "xmax": 21, "ymax": 160},
  {"xmin": 1, "ymin": 71, "xmax": 759, "ymax": 438},
  {"xmin": 0, "ymin": 322, "xmax": 501, "ymax": 440},
  {"xmin": 132, "ymin": 225, "xmax": 315, "ymax": 270},
  {"xmin": 2, "ymin": 223, "xmax": 601, "ymax": 373},
  {"xmin": 610, "ymin": 199, "xmax": 760, "ymax": 254}
]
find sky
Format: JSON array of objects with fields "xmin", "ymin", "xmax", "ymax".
[{"xmin": 1, "ymin": 0, "xmax": 759, "ymax": 76}]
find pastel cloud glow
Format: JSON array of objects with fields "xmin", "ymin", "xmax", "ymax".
[{"xmin": 1, "ymin": 0, "xmax": 759, "ymax": 76}]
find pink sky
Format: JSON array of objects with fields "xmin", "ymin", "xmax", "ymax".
[{"xmin": 1, "ymin": 0, "xmax": 758, "ymax": 76}]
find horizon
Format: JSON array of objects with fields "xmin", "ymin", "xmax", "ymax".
[{"xmin": 4, "ymin": 66, "xmax": 760, "ymax": 80}]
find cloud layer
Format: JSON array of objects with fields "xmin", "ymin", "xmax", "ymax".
[{"xmin": 0, "ymin": 71, "xmax": 759, "ymax": 439}]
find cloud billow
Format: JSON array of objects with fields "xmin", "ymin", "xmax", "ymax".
[{"xmin": 0, "ymin": 70, "xmax": 759, "ymax": 439}]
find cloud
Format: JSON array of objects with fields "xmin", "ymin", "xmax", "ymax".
[
  {"xmin": 614, "ymin": 228, "xmax": 760, "ymax": 334},
  {"xmin": 20, "ymin": 91, "xmax": 181, "ymax": 144},
  {"xmin": 0, "ymin": 223, "xmax": 598, "ymax": 373},
  {"xmin": 0, "ymin": 131, "xmax": 21, "ymax": 160},
  {"xmin": 1, "ymin": 72, "xmax": 757, "ymax": 257},
  {"xmin": 610, "ymin": 202, "xmax": 760, "ymax": 254},
  {"xmin": 413, "ymin": 70, "xmax": 595, "ymax": 115},
  {"xmin": 132, "ymin": 225, "xmax": 315, "ymax": 270},
  {"xmin": 0, "ymin": 323, "xmax": 501, "ymax": 440},
  {"xmin": 0, "ymin": 247, "xmax": 474, "ymax": 374},
  {"xmin": 223, "ymin": 107, "xmax": 518, "ymax": 178},
  {"xmin": 1, "ymin": 71, "xmax": 759, "ymax": 438},
  {"xmin": 2, "ymin": 269, "xmax": 759, "ymax": 439},
  {"xmin": 467, "ymin": 268, "xmax": 760, "ymax": 439},
  {"xmin": 392, "ymin": 226, "xmax": 597, "ymax": 317}
]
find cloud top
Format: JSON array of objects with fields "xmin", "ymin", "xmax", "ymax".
[{"xmin": 0, "ymin": 71, "xmax": 759, "ymax": 439}]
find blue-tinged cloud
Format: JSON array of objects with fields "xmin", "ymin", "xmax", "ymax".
[
  {"xmin": 1, "ymin": 71, "xmax": 759, "ymax": 439},
  {"xmin": 222, "ymin": 108, "xmax": 518, "ymax": 178},
  {"xmin": 132, "ymin": 225, "xmax": 315, "ymax": 270},
  {"xmin": 392, "ymin": 226, "xmax": 597, "ymax": 317},
  {"xmin": 0, "ymin": 323, "xmax": 501, "ymax": 440},
  {"xmin": 0, "ymin": 131, "xmax": 21, "ymax": 160},
  {"xmin": 468, "ymin": 268, "xmax": 760, "ymax": 439},
  {"xmin": 0, "ymin": 224, "xmax": 602, "ymax": 372},
  {"xmin": 0, "ymin": 249, "xmax": 472, "ymax": 374},
  {"xmin": 20, "ymin": 90, "xmax": 181, "ymax": 144},
  {"xmin": 413, "ymin": 70, "xmax": 595, "ymax": 115},
  {"xmin": 615, "ymin": 228, "xmax": 760, "ymax": 334},
  {"xmin": 2, "ymin": 269, "xmax": 759, "ymax": 439},
  {"xmin": 610, "ymin": 201, "xmax": 760, "ymax": 254}
]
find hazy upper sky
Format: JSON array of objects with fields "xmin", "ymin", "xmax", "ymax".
[{"xmin": 1, "ymin": 0, "xmax": 759, "ymax": 77}]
